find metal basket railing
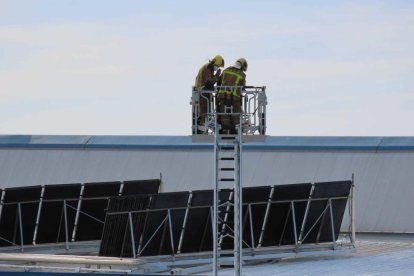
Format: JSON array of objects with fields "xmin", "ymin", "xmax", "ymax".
[{"xmin": 191, "ymin": 86, "xmax": 267, "ymax": 135}]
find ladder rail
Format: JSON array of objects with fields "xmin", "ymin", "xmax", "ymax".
[
  {"xmin": 213, "ymin": 113, "xmax": 244, "ymax": 276},
  {"xmin": 213, "ymin": 115, "xmax": 219, "ymax": 276}
]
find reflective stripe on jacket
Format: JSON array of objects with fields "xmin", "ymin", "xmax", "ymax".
[{"xmin": 218, "ymin": 67, "xmax": 246, "ymax": 97}]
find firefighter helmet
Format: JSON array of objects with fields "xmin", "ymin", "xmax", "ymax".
[
  {"xmin": 236, "ymin": 58, "xmax": 248, "ymax": 71},
  {"xmin": 212, "ymin": 55, "xmax": 225, "ymax": 67}
]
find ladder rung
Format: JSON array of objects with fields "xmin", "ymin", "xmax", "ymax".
[
  {"xmin": 220, "ymin": 178, "xmax": 235, "ymax": 182},
  {"xmin": 219, "ymin": 146, "xmax": 234, "ymax": 150},
  {"xmin": 217, "ymin": 189, "xmax": 234, "ymax": 192},
  {"xmin": 220, "ymin": 253, "xmax": 235, "ymax": 257},
  {"xmin": 220, "ymin": 168, "xmax": 234, "ymax": 171},
  {"xmin": 220, "ymin": 136, "xmax": 237, "ymax": 140},
  {"xmin": 220, "ymin": 157, "xmax": 234, "ymax": 161}
]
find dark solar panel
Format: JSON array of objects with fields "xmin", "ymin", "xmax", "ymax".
[
  {"xmin": 75, "ymin": 182, "xmax": 121, "ymax": 241},
  {"xmin": 0, "ymin": 204, "xmax": 19, "ymax": 246},
  {"xmin": 98, "ymin": 179, "xmax": 164, "ymax": 257},
  {"xmin": 0, "ymin": 179, "xmax": 162, "ymax": 248},
  {"xmin": 262, "ymin": 184, "xmax": 312, "ymax": 247},
  {"xmin": 180, "ymin": 190, "xmax": 213, "ymax": 253},
  {"xmin": 0, "ymin": 186, "xmax": 42, "ymax": 246},
  {"xmin": 82, "ymin": 182, "xmax": 121, "ymax": 198},
  {"xmin": 122, "ymin": 179, "xmax": 160, "ymax": 195},
  {"xmin": 302, "ymin": 181, "xmax": 352, "ymax": 244},
  {"xmin": 75, "ymin": 199, "xmax": 109, "ymax": 241},
  {"xmin": 36, "ymin": 200, "xmax": 78, "ymax": 244},
  {"xmin": 3, "ymin": 186, "xmax": 42, "ymax": 203},
  {"xmin": 242, "ymin": 186, "xmax": 271, "ymax": 248},
  {"xmin": 312, "ymin": 181, "xmax": 352, "ymax": 198},
  {"xmin": 99, "ymin": 195, "xmax": 151, "ymax": 257},
  {"xmin": 139, "ymin": 192, "xmax": 190, "ymax": 256},
  {"xmin": 35, "ymin": 184, "xmax": 82, "ymax": 244},
  {"xmin": 43, "ymin": 183, "xmax": 82, "ymax": 200},
  {"xmin": 99, "ymin": 181, "xmax": 352, "ymax": 256}
]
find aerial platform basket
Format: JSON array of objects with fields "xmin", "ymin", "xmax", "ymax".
[{"xmin": 191, "ymin": 86, "xmax": 267, "ymax": 143}]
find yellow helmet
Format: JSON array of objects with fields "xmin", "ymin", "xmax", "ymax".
[
  {"xmin": 236, "ymin": 58, "xmax": 248, "ymax": 71},
  {"xmin": 212, "ymin": 55, "xmax": 224, "ymax": 67}
]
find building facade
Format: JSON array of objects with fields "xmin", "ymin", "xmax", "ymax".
[{"xmin": 0, "ymin": 135, "xmax": 413, "ymax": 233}]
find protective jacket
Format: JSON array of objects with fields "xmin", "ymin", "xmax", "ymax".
[
  {"xmin": 195, "ymin": 62, "xmax": 219, "ymax": 130},
  {"xmin": 195, "ymin": 63, "xmax": 218, "ymax": 89},
  {"xmin": 216, "ymin": 66, "xmax": 246, "ymax": 133},
  {"xmin": 218, "ymin": 67, "xmax": 246, "ymax": 96}
]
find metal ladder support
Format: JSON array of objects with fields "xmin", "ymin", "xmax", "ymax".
[{"xmin": 213, "ymin": 114, "xmax": 243, "ymax": 276}]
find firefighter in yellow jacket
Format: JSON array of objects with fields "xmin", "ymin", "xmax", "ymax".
[
  {"xmin": 217, "ymin": 58, "xmax": 248, "ymax": 134},
  {"xmin": 194, "ymin": 55, "xmax": 225, "ymax": 133}
]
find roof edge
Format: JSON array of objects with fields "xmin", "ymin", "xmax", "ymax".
[{"xmin": 0, "ymin": 135, "xmax": 414, "ymax": 151}]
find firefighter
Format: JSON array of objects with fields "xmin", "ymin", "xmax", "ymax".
[
  {"xmin": 217, "ymin": 58, "xmax": 248, "ymax": 134},
  {"xmin": 194, "ymin": 55, "xmax": 225, "ymax": 133}
]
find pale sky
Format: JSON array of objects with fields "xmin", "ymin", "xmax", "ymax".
[{"xmin": 0, "ymin": 0, "xmax": 413, "ymax": 136}]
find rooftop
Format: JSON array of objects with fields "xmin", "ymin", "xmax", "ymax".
[{"xmin": 1, "ymin": 135, "xmax": 414, "ymax": 151}]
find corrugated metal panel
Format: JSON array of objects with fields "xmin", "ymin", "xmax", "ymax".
[{"xmin": 0, "ymin": 136, "xmax": 414, "ymax": 233}]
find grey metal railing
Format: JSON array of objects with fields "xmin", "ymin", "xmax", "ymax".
[{"xmin": 191, "ymin": 86, "xmax": 267, "ymax": 135}]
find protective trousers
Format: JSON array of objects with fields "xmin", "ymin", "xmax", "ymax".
[{"xmin": 217, "ymin": 93, "xmax": 241, "ymax": 133}]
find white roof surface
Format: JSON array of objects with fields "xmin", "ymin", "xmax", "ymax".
[
  {"xmin": 0, "ymin": 234, "xmax": 413, "ymax": 275},
  {"xmin": 218, "ymin": 234, "xmax": 414, "ymax": 275}
]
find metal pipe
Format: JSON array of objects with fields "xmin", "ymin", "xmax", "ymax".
[
  {"xmin": 315, "ymin": 202, "xmax": 330, "ymax": 244},
  {"xmin": 297, "ymin": 184, "xmax": 315, "ymax": 247},
  {"xmin": 2, "ymin": 196, "xmax": 121, "ymax": 206},
  {"xmin": 200, "ymin": 92, "xmax": 211, "ymax": 128},
  {"xmin": 0, "ymin": 253, "xmax": 143, "ymax": 266},
  {"xmin": 32, "ymin": 186, "xmax": 45, "ymax": 245},
  {"xmin": 328, "ymin": 199, "xmax": 336, "ymax": 248},
  {"xmin": 351, "ymin": 174, "xmax": 356, "ymax": 246},
  {"xmin": 128, "ymin": 212, "xmax": 136, "ymax": 258},
  {"xmin": 65, "ymin": 204, "xmax": 104, "ymax": 224},
  {"xmin": 118, "ymin": 181, "xmax": 124, "ymax": 196},
  {"xmin": 291, "ymin": 202, "xmax": 298, "ymax": 246},
  {"xmin": 278, "ymin": 203, "xmax": 292, "ymax": 246},
  {"xmin": 301, "ymin": 203, "xmax": 331, "ymax": 244},
  {"xmin": 63, "ymin": 200, "xmax": 69, "ymax": 250},
  {"xmin": 258, "ymin": 186, "xmax": 275, "ymax": 248},
  {"xmin": 0, "ymin": 235, "xmax": 16, "ymax": 246},
  {"xmin": 17, "ymin": 203, "xmax": 24, "ymax": 252},
  {"xmin": 0, "ymin": 189, "xmax": 5, "ymax": 226},
  {"xmin": 248, "ymin": 204, "xmax": 255, "ymax": 250},
  {"xmin": 71, "ymin": 184, "xmax": 84, "ymax": 242},
  {"xmin": 0, "ymin": 264, "xmax": 132, "ymax": 274},
  {"xmin": 167, "ymin": 209, "xmax": 175, "ymax": 256},
  {"xmin": 177, "ymin": 192, "xmax": 192, "ymax": 254},
  {"xmin": 105, "ymin": 196, "xmax": 349, "ymax": 217},
  {"xmin": 2, "ymin": 195, "xmax": 349, "ymax": 209},
  {"xmin": 138, "ymin": 214, "xmax": 168, "ymax": 256},
  {"xmin": 137, "ymin": 196, "xmax": 152, "ymax": 255}
]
